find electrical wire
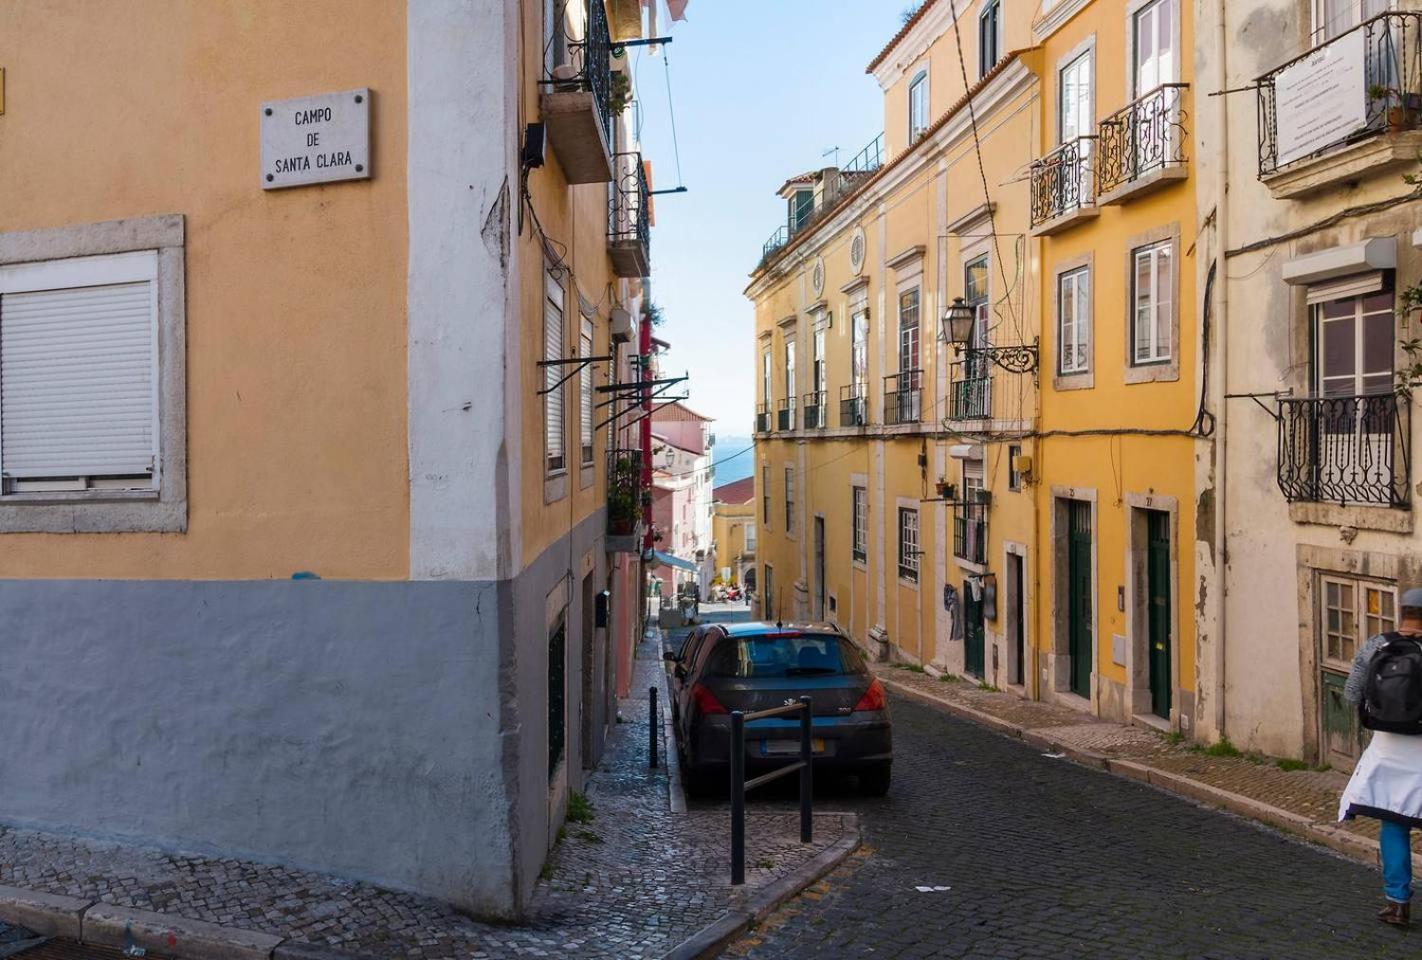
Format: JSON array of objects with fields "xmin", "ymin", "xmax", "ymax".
[{"xmin": 662, "ymin": 49, "xmax": 685, "ymax": 188}]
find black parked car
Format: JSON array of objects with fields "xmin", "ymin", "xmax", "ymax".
[{"xmin": 665, "ymin": 621, "xmax": 892, "ymax": 797}]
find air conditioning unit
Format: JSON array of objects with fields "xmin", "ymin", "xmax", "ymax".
[{"xmin": 610, "ymin": 307, "xmax": 635, "ymax": 343}]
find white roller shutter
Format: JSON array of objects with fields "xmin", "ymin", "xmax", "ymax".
[
  {"xmin": 0, "ymin": 281, "xmax": 156, "ymax": 479},
  {"xmin": 545, "ymin": 271, "xmax": 566, "ymax": 472}
]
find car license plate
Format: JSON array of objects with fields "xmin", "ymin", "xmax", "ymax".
[{"xmin": 760, "ymin": 738, "xmax": 825, "ymax": 756}]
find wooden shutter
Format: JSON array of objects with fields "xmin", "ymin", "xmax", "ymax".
[{"xmin": 1, "ymin": 281, "xmax": 156, "ymax": 480}]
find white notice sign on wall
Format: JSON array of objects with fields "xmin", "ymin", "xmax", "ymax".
[
  {"xmin": 261, "ymin": 88, "xmax": 371, "ymax": 190},
  {"xmin": 1274, "ymin": 29, "xmax": 1367, "ymax": 168}
]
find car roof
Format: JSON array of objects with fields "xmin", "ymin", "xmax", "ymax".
[{"xmin": 714, "ymin": 621, "xmax": 845, "ymax": 638}]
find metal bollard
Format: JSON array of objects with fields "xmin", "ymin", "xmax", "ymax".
[
  {"xmin": 649, "ymin": 686, "xmax": 658, "ymax": 769},
  {"xmin": 799, "ymin": 695, "xmax": 813, "ymax": 843},
  {"xmin": 730, "ymin": 710, "xmax": 746, "ymax": 885}
]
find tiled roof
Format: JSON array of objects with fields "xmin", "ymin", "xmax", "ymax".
[
  {"xmin": 652, "ymin": 401, "xmax": 713, "ymax": 422},
  {"xmin": 866, "ymin": 0, "xmax": 943, "ymax": 74},
  {"xmin": 713, "ymin": 476, "xmax": 755, "ymax": 504}
]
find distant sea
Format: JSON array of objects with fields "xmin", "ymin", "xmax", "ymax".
[{"xmin": 711, "ymin": 434, "xmax": 755, "ymax": 486}]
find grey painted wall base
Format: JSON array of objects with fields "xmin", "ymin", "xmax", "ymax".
[{"xmin": 0, "ymin": 577, "xmax": 517, "ymax": 916}]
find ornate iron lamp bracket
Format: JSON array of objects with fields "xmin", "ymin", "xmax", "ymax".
[{"xmin": 954, "ymin": 338, "xmax": 1040, "ymax": 375}]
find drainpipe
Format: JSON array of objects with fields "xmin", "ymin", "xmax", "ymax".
[{"xmin": 1210, "ymin": 0, "xmax": 1231, "ymax": 743}]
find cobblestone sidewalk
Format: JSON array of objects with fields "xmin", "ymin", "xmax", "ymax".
[
  {"xmin": 873, "ymin": 663, "xmax": 1415, "ymax": 860},
  {"xmin": 0, "ymin": 631, "xmax": 846, "ymax": 959}
]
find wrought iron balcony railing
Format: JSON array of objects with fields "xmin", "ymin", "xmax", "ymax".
[
  {"xmin": 762, "ymin": 225, "xmax": 791, "ymax": 260},
  {"xmin": 953, "ymin": 501, "xmax": 988, "ymax": 565},
  {"xmin": 843, "ymin": 133, "xmax": 885, "ymax": 175},
  {"xmin": 1096, "ymin": 83, "xmax": 1189, "ymax": 196},
  {"xmin": 1276, "ymin": 393, "xmax": 1411, "ymax": 507},
  {"xmin": 777, "ymin": 397, "xmax": 796, "ymax": 432},
  {"xmin": 539, "ymin": 0, "xmax": 614, "ymax": 148},
  {"xmin": 755, "ymin": 402, "xmax": 770, "ymax": 434},
  {"xmin": 1030, "ymin": 137, "xmax": 1095, "ymax": 227},
  {"xmin": 607, "ymin": 448, "xmax": 643, "ymax": 536},
  {"xmin": 839, "ymin": 385, "xmax": 867, "ymax": 427},
  {"xmin": 883, "ymin": 371, "xmax": 922, "ymax": 426},
  {"xmin": 609, "ymin": 151, "xmax": 650, "ymax": 278},
  {"xmin": 949, "ymin": 359, "xmax": 992, "ymax": 421},
  {"xmin": 802, "ymin": 391, "xmax": 827, "ymax": 429},
  {"xmin": 1257, "ymin": 12, "xmax": 1422, "ymax": 176}
]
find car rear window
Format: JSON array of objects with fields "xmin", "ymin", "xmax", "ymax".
[{"xmin": 705, "ymin": 634, "xmax": 866, "ymax": 679}]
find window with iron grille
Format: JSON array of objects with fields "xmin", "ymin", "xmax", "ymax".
[
  {"xmin": 580, "ymin": 317, "xmax": 595, "ymax": 466},
  {"xmin": 852, "ymin": 486, "xmax": 867, "ymax": 562},
  {"xmin": 898, "ymin": 507, "xmax": 919, "ymax": 582},
  {"xmin": 544, "ymin": 268, "xmax": 566, "ymax": 473},
  {"xmin": 785, "ymin": 466, "xmax": 796, "ymax": 535}
]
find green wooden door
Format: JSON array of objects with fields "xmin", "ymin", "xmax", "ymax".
[
  {"xmin": 965, "ymin": 581, "xmax": 985, "ymax": 677},
  {"xmin": 1146, "ymin": 511, "xmax": 1172, "ymax": 719},
  {"xmin": 1321, "ymin": 669, "xmax": 1366, "ymax": 770},
  {"xmin": 1067, "ymin": 502, "xmax": 1092, "ymax": 699}
]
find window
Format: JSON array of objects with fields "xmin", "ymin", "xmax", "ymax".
[
  {"xmin": 852, "ymin": 486, "xmax": 868, "ymax": 562},
  {"xmin": 705, "ymin": 632, "xmax": 866, "ymax": 679},
  {"xmin": 898, "ymin": 507, "xmax": 920, "ymax": 582},
  {"xmin": 898, "ymin": 289, "xmax": 920, "ymax": 374},
  {"xmin": 1058, "ymin": 266, "xmax": 1091, "ymax": 375},
  {"xmin": 744, "ymin": 521, "xmax": 757, "ymax": 552},
  {"xmin": 785, "ymin": 338, "xmax": 797, "ymax": 418},
  {"xmin": 763, "ymin": 564, "xmax": 775, "ymax": 619},
  {"xmin": 908, "ymin": 70, "xmax": 930, "ymax": 141},
  {"xmin": 979, "ymin": 0, "xmax": 1002, "ymax": 79},
  {"xmin": 762, "ymin": 464, "xmax": 771, "ymax": 525},
  {"xmin": 0, "ymin": 251, "xmax": 159, "ymax": 495},
  {"xmin": 1132, "ymin": 0, "xmax": 1177, "ymax": 96},
  {"xmin": 790, "ymin": 189, "xmax": 814, "ymax": 233},
  {"xmin": 579, "ymin": 317, "xmax": 595, "ymax": 466},
  {"xmin": 1314, "ymin": 289, "xmax": 1394, "ymax": 398},
  {"xmin": 851, "ymin": 308, "xmax": 868, "ymax": 396},
  {"xmin": 812, "ymin": 327, "xmax": 826, "ymax": 403},
  {"xmin": 1008, "ymin": 444, "xmax": 1023, "ymax": 491},
  {"xmin": 1059, "ymin": 50, "xmax": 1093, "ymax": 144},
  {"xmin": 1313, "ymin": 0, "xmax": 1391, "ymax": 43},
  {"xmin": 1321, "ymin": 575, "xmax": 1395, "ymax": 671},
  {"xmin": 965, "ymin": 256, "xmax": 991, "ymax": 351},
  {"xmin": 761, "ymin": 348, "xmax": 772, "ymax": 410},
  {"xmin": 544, "ymin": 268, "xmax": 566, "ymax": 473},
  {"xmin": 784, "ymin": 466, "xmax": 796, "ymax": 535},
  {"xmin": 1131, "ymin": 241, "xmax": 1173, "ymax": 365}
]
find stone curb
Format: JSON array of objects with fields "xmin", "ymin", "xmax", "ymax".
[
  {"xmin": 876, "ymin": 673, "xmax": 1422, "ymax": 874},
  {"xmin": 662, "ymin": 812, "xmax": 862, "ymax": 960},
  {"xmin": 0, "ymin": 884, "xmax": 90, "ymax": 940}
]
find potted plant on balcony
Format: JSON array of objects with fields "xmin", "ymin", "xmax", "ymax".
[
  {"xmin": 1369, "ymin": 84, "xmax": 1421, "ymax": 131},
  {"xmin": 607, "ymin": 455, "xmax": 641, "ymax": 536},
  {"xmin": 608, "ymin": 71, "xmax": 633, "ymax": 116},
  {"xmin": 937, "ymin": 480, "xmax": 957, "ymax": 501},
  {"xmin": 973, "ymin": 488, "xmax": 993, "ymax": 506}
]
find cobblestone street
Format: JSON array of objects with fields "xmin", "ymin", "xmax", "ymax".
[{"xmin": 720, "ymin": 693, "xmax": 1419, "ymax": 960}]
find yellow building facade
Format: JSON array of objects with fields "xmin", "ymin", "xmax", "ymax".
[{"xmin": 750, "ymin": 0, "xmax": 1203, "ymax": 734}]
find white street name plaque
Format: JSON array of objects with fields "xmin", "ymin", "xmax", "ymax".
[{"xmin": 261, "ymin": 88, "xmax": 370, "ymax": 190}]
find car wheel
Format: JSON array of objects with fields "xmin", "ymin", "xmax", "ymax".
[{"xmin": 856, "ymin": 763, "xmax": 891, "ymax": 797}]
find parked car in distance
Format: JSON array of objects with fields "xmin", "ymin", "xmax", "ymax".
[{"xmin": 665, "ymin": 621, "xmax": 892, "ymax": 797}]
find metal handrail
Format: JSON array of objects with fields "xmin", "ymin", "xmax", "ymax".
[
  {"xmin": 883, "ymin": 370, "xmax": 922, "ymax": 426},
  {"xmin": 1030, "ymin": 136, "xmax": 1095, "ymax": 227},
  {"xmin": 730, "ymin": 696, "xmax": 813, "ymax": 885},
  {"xmin": 1095, "ymin": 83, "xmax": 1189, "ymax": 195},
  {"xmin": 763, "ymin": 225, "xmax": 791, "ymax": 259},
  {"xmin": 843, "ymin": 133, "xmax": 885, "ymax": 175},
  {"xmin": 777, "ymin": 397, "xmax": 796, "ymax": 432},
  {"xmin": 802, "ymin": 391, "xmax": 827, "ymax": 429},
  {"xmin": 949, "ymin": 359, "xmax": 991, "ymax": 421},
  {"xmin": 953, "ymin": 501, "xmax": 989, "ymax": 563},
  {"xmin": 1276, "ymin": 392, "xmax": 1411, "ymax": 507},
  {"xmin": 755, "ymin": 402, "xmax": 771, "ymax": 434},
  {"xmin": 839, "ymin": 384, "xmax": 867, "ymax": 427},
  {"xmin": 609, "ymin": 151, "xmax": 650, "ymax": 252},
  {"xmin": 539, "ymin": 0, "xmax": 613, "ymax": 146}
]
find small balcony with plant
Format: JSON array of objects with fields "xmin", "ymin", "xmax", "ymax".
[
  {"xmin": 1276, "ymin": 393, "xmax": 1411, "ymax": 508},
  {"xmin": 607, "ymin": 448, "xmax": 644, "ymax": 548},
  {"xmin": 1256, "ymin": 12, "xmax": 1422, "ymax": 198},
  {"xmin": 883, "ymin": 371, "xmax": 922, "ymax": 426},
  {"xmin": 539, "ymin": 0, "xmax": 617, "ymax": 184},
  {"xmin": 802, "ymin": 391, "xmax": 827, "ymax": 430},
  {"xmin": 1029, "ymin": 137, "xmax": 1098, "ymax": 236},
  {"xmin": 1095, "ymin": 83, "xmax": 1190, "ymax": 205},
  {"xmin": 609, "ymin": 151, "xmax": 650, "ymax": 278},
  {"xmin": 839, "ymin": 384, "xmax": 867, "ymax": 427}
]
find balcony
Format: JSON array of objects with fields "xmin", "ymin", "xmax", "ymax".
[
  {"xmin": 755, "ymin": 402, "xmax": 771, "ymax": 434},
  {"xmin": 802, "ymin": 391, "xmax": 827, "ymax": 429},
  {"xmin": 1029, "ymin": 137, "xmax": 1098, "ymax": 236},
  {"xmin": 839, "ymin": 385, "xmax": 867, "ymax": 427},
  {"xmin": 949, "ymin": 359, "xmax": 992, "ymax": 421},
  {"xmin": 1276, "ymin": 393, "xmax": 1410, "ymax": 508},
  {"xmin": 607, "ymin": 448, "xmax": 643, "ymax": 548},
  {"xmin": 883, "ymin": 371, "xmax": 922, "ymax": 426},
  {"xmin": 777, "ymin": 397, "xmax": 796, "ymax": 432},
  {"xmin": 539, "ymin": 0, "xmax": 614, "ymax": 184},
  {"xmin": 609, "ymin": 151, "xmax": 650, "ymax": 278},
  {"xmin": 1256, "ymin": 13, "xmax": 1422, "ymax": 198},
  {"xmin": 953, "ymin": 501, "xmax": 988, "ymax": 565},
  {"xmin": 1095, "ymin": 83, "xmax": 1189, "ymax": 204}
]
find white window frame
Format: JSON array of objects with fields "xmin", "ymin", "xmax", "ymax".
[
  {"xmin": 852, "ymin": 485, "xmax": 868, "ymax": 563},
  {"xmin": 979, "ymin": 0, "xmax": 1003, "ymax": 79},
  {"xmin": 1312, "ymin": 0, "xmax": 1392, "ymax": 43},
  {"xmin": 1313, "ymin": 290, "xmax": 1395, "ymax": 398},
  {"xmin": 1129, "ymin": 0, "xmax": 1178, "ymax": 98},
  {"xmin": 744, "ymin": 521, "xmax": 757, "ymax": 553},
  {"xmin": 1058, "ymin": 265, "xmax": 1092, "ymax": 375},
  {"xmin": 1131, "ymin": 240, "xmax": 1173, "ymax": 366},
  {"xmin": 0, "ymin": 215, "xmax": 186, "ymax": 533},
  {"xmin": 784, "ymin": 466, "xmax": 796, "ymax": 536},
  {"xmin": 544, "ymin": 268, "xmax": 567, "ymax": 475},
  {"xmin": 579, "ymin": 316, "xmax": 595, "ymax": 467},
  {"xmin": 908, "ymin": 70, "xmax": 930, "ymax": 141},
  {"xmin": 762, "ymin": 463, "xmax": 771, "ymax": 527},
  {"xmin": 898, "ymin": 507, "xmax": 920, "ymax": 582},
  {"xmin": 1319, "ymin": 574, "xmax": 1396, "ymax": 672}
]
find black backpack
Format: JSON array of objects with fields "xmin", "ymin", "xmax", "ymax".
[{"xmin": 1360, "ymin": 633, "xmax": 1422, "ymax": 735}]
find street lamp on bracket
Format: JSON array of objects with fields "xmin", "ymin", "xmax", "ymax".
[{"xmin": 939, "ymin": 297, "xmax": 1039, "ymax": 375}]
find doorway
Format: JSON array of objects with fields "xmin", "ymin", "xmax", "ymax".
[
  {"xmin": 813, "ymin": 516, "xmax": 826, "ymax": 620},
  {"xmin": 965, "ymin": 579, "xmax": 986, "ymax": 678},
  {"xmin": 1009, "ymin": 552, "xmax": 1025, "ymax": 687},
  {"xmin": 1067, "ymin": 501, "xmax": 1093, "ymax": 699},
  {"xmin": 1145, "ymin": 511, "xmax": 1172, "ymax": 719}
]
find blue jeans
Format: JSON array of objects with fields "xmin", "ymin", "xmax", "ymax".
[{"xmin": 1380, "ymin": 820, "xmax": 1414, "ymax": 904}]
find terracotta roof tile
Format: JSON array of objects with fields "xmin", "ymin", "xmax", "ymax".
[
  {"xmin": 866, "ymin": 0, "xmax": 942, "ymax": 74},
  {"xmin": 713, "ymin": 476, "xmax": 755, "ymax": 504}
]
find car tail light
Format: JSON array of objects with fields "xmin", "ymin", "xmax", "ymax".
[
  {"xmin": 691, "ymin": 682, "xmax": 728, "ymax": 715},
  {"xmin": 854, "ymin": 678, "xmax": 886, "ymax": 712}
]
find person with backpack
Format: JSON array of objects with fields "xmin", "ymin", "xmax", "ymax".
[{"xmin": 1340, "ymin": 587, "xmax": 1422, "ymax": 927}]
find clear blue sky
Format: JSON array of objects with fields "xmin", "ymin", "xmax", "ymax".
[{"xmin": 633, "ymin": 1, "xmax": 900, "ymax": 432}]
